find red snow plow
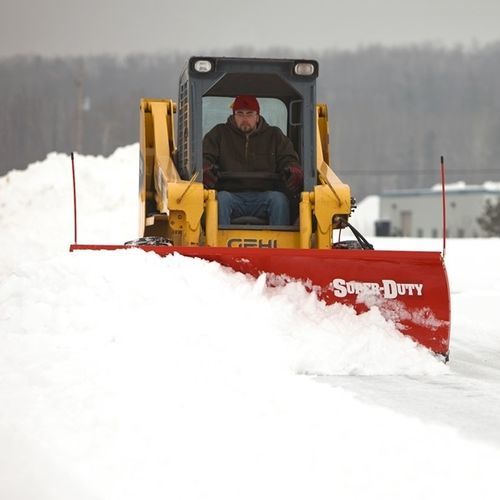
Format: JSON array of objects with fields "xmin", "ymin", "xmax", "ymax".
[{"xmin": 70, "ymin": 56, "xmax": 451, "ymax": 359}]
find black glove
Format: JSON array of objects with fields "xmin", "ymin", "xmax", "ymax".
[
  {"xmin": 203, "ymin": 163, "xmax": 219, "ymax": 189},
  {"xmin": 284, "ymin": 165, "xmax": 303, "ymax": 194}
]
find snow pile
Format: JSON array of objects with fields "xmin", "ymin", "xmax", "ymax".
[
  {"xmin": 0, "ymin": 146, "xmax": 138, "ymax": 276},
  {"xmin": 0, "ymin": 147, "xmax": 444, "ymax": 376},
  {"xmin": 2, "ymin": 147, "xmax": 500, "ymax": 500}
]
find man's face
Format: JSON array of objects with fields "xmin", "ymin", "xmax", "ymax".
[{"xmin": 234, "ymin": 109, "xmax": 259, "ymax": 133}]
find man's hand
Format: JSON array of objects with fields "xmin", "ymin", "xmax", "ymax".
[
  {"xmin": 284, "ymin": 165, "xmax": 303, "ymax": 194},
  {"xmin": 203, "ymin": 163, "xmax": 219, "ymax": 189}
]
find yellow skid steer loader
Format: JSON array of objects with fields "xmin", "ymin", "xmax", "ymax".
[{"xmin": 71, "ymin": 56, "xmax": 451, "ymax": 358}]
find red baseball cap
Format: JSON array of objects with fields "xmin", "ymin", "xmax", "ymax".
[{"xmin": 232, "ymin": 95, "xmax": 260, "ymax": 114}]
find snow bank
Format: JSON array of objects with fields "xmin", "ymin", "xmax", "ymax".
[
  {"xmin": 2, "ymin": 147, "xmax": 500, "ymax": 500},
  {"xmin": 0, "ymin": 146, "xmax": 138, "ymax": 276},
  {"xmin": 0, "ymin": 146, "xmax": 446, "ymax": 375}
]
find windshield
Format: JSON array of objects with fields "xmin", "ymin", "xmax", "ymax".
[{"xmin": 202, "ymin": 96, "xmax": 288, "ymax": 136}]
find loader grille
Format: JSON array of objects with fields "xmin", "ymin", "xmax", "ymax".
[{"xmin": 178, "ymin": 80, "xmax": 190, "ymax": 179}]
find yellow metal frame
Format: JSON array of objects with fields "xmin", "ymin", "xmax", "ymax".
[{"xmin": 139, "ymin": 99, "xmax": 352, "ymax": 249}]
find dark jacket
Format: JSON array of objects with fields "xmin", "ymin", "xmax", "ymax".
[{"xmin": 203, "ymin": 116, "xmax": 300, "ymax": 192}]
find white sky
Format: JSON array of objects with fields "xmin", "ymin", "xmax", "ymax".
[{"xmin": 1, "ymin": 0, "xmax": 499, "ymax": 58}]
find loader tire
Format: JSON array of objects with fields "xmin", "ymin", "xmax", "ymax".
[{"xmin": 124, "ymin": 236, "xmax": 173, "ymax": 247}]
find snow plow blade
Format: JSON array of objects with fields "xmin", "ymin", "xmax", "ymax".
[{"xmin": 70, "ymin": 244, "xmax": 450, "ymax": 358}]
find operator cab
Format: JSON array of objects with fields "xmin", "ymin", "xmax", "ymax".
[{"xmin": 177, "ymin": 56, "xmax": 319, "ymax": 228}]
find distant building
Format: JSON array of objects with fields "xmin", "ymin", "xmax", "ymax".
[{"xmin": 376, "ymin": 182, "xmax": 500, "ymax": 238}]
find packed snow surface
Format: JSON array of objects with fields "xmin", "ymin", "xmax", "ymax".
[{"xmin": 1, "ymin": 146, "xmax": 500, "ymax": 499}]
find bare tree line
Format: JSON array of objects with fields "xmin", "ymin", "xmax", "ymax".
[{"xmin": 1, "ymin": 45, "xmax": 499, "ymax": 200}]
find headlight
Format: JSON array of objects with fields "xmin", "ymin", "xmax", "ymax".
[
  {"xmin": 194, "ymin": 60, "xmax": 213, "ymax": 73},
  {"xmin": 294, "ymin": 62, "xmax": 315, "ymax": 76}
]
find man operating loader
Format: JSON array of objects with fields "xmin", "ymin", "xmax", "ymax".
[{"xmin": 202, "ymin": 95, "xmax": 303, "ymax": 226}]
